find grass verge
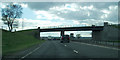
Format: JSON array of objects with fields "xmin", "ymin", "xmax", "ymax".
[
  {"xmin": 2, "ymin": 29, "xmax": 45, "ymax": 55},
  {"xmin": 107, "ymin": 40, "xmax": 120, "ymax": 43}
]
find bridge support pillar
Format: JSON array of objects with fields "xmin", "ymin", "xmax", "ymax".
[
  {"xmin": 61, "ymin": 31, "xmax": 64, "ymax": 37},
  {"xmin": 38, "ymin": 27, "xmax": 40, "ymax": 39},
  {"xmin": 92, "ymin": 30, "xmax": 102, "ymax": 41}
]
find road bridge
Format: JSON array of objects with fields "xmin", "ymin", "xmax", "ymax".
[
  {"xmin": 37, "ymin": 22, "xmax": 118, "ymax": 41},
  {"xmin": 37, "ymin": 23, "xmax": 105, "ymax": 41},
  {"xmin": 39, "ymin": 26, "xmax": 103, "ymax": 32}
]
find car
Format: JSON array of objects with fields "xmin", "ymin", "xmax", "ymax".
[
  {"xmin": 60, "ymin": 35, "xmax": 70, "ymax": 43},
  {"xmin": 48, "ymin": 36, "xmax": 52, "ymax": 40},
  {"xmin": 53, "ymin": 37, "xmax": 60, "ymax": 40}
]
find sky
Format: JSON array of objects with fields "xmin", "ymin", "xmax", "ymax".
[{"xmin": 0, "ymin": 2, "xmax": 118, "ymax": 37}]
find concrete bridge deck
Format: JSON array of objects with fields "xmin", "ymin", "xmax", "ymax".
[{"xmin": 39, "ymin": 26, "xmax": 104, "ymax": 32}]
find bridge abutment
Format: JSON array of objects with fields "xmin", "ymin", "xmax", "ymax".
[
  {"xmin": 92, "ymin": 22, "xmax": 108, "ymax": 41},
  {"xmin": 92, "ymin": 22, "xmax": 119, "ymax": 41}
]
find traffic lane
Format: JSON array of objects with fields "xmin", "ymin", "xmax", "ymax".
[
  {"xmin": 4, "ymin": 40, "xmax": 118, "ymax": 59},
  {"xmin": 63, "ymin": 41, "xmax": 119, "ymax": 58},
  {"xmin": 23, "ymin": 40, "xmax": 84, "ymax": 58},
  {"xmin": 52, "ymin": 41, "xmax": 86, "ymax": 58},
  {"xmin": 20, "ymin": 40, "xmax": 57, "ymax": 58}
]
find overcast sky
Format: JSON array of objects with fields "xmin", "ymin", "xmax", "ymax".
[{"xmin": 0, "ymin": 2, "xmax": 118, "ymax": 37}]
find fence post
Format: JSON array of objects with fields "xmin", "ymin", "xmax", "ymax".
[
  {"xmin": 106, "ymin": 41, "xmax": 107, "ymax": 46},
  {"xmin": 113, "ymin": 42, "xmax": 114, "ymax": 46},
  {"xmin": 99, "ymin": 40, "xmax": 101, "ymax": 44}
]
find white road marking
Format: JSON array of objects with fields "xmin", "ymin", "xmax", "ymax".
[
  {"xmin": 64, "ymin": 45, "xmax": 67, "ymax": 46},
  {"xmin": 19, "ymin": 45, "xmax": 41, "ymax": 60},
  {"xmin": 73, "ymin": 50, "xmax": 79, "ymax": 53},
  {"xmin": 74, "ymin": 42, "xmax": 120, "ymax": 50}
]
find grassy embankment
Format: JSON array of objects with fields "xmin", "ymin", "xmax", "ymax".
[
  {"xmin": 107, "ymin": 40, "xmax": 120, "ymax": 43},
  {"xmin": 2, "ymin": 29, "xmax": 45, "ymax": 55},
  {"xmin": 105, "ymin": 25, "xmax": 120, "ymax": 43}
]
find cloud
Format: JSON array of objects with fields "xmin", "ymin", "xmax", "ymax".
[
  {"xmin": 27, "ymin": 2, "xmax": 64, "ymax": 10},
  {"xmin": 25, "ymin": 2, "xmax": 118, "ymax": 28},
  {"xmin": 119, "ymin": 2, "xmax": 120, "ymax": 24},
  {"xmin": 1, "ymin": 5, "xmax": 6, "ymax": 8},
  {"xmin": 49, "ymin": 3, "xmax": 79, "ymax": 12},
  {"xmin": 50, "ymin": 5, "xmax": 103, "ymax": 21},
  {"xmin": 20, "ymin": 3, "xmax": 28, "ymax": 8},
  {"xmin": 18, "ymin": 18, "xmax": 68, "ymax": 29},
  {"xmin": 27, "ymin": 2, "xmax": 118, "ymax": 24},
  {"xmin": 48, "ymin": 3, "xmax": 118, "ymax": 24},
  {"xmin": 101, "ymin": 5, "xmax": 118, "ymax": 23},
  {"xmin": 34, "ymin": 10, "xmax": 64, "ymax": 20},
  {"xmin": 1, "ymin": 2, "xmax": 118, "ymax": 29},
  {"xmin": 27, "ymin": 2, "xmax": 117, "ymax": 10},
  {"xmin": 0, "ymin": 20, "xmax": 4, "ymax": 29},
  {"xmin": 72, "ymin": 20, "xmax": 80, "ymax": 25}
]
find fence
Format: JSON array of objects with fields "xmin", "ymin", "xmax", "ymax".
[{"xmin": 71, "ymin": 38, "xmax": 120, "ymax": 48}]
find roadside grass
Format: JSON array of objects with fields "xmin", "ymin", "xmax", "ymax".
[
  {"xmin": 110, "ymin": 25, "xmax": 120, "ymax": 28},
  {"xmin": 2, "ymin": 29, "xmax": 45, "ymax": 55},
  {"xmin": 107, "ymin": 40, "xmax": 120, "ymax": 43}
]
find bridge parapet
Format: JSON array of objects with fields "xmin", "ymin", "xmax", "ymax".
[{"xmin": 40, "ymin": 24, "xmax": 103, "ymax": 29}]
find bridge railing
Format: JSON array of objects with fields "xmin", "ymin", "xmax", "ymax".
[{"xmin": 40, "ymin": 24, "xmax": 102, "ymax": 29}]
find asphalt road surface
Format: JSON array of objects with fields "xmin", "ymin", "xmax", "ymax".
[{"xmin": 2, "ymin": 40, "xmax": 119, "ymax": 60}]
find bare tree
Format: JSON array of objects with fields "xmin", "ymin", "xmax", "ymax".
[
  {"xmin": 1, "ymin": 3, "xmax": 23, "ymax": 32},
  {"xmin": 76, "ymin": 34, "xmax": 81, "ymax": 39}
]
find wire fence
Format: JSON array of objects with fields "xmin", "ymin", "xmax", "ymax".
[{"xmin": 71, "ymin": 38, "xmax": 120, "ymax": 48}]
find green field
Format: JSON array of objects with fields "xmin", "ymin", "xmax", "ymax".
[{"xmin": 2, "ymin": 29, "xmax": 45, "ymax": 55}]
